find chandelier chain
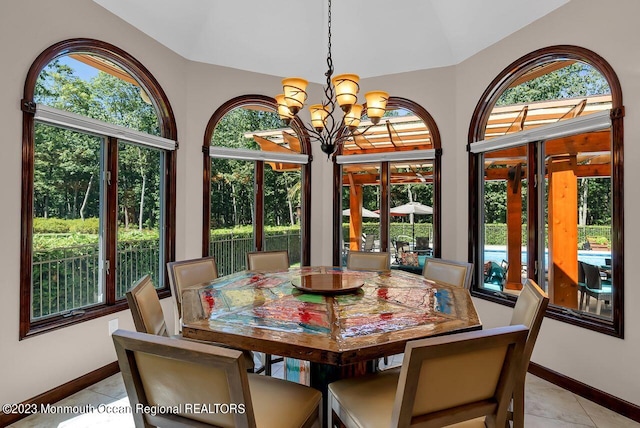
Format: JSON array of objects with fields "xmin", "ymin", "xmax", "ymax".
[{"xmin": 326, "ymin": 0, "xmax": 333, "ymax": 79}]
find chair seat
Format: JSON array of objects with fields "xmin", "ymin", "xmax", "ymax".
[
  {"xmin": 329, "ymin": 368, "xmax": 400, "ymax": 428},
  {"xmin": 249, "ymin": 374, "xmax": 322, "ymax": 428},
  {"xmin": 329, "ymin": 368, "xmax": 486, "ymax": 428}
]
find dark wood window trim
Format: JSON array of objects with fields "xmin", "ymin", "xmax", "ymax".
[
  {"xmin": 20, "ymin": 39, "xmax": 177, "ymax": 339},
  {"xmin": 202, "ymin": 95, "xmax": 312, "ymax": 265},
  {"xmin": 467, "ymin": 45, "xmax": 624, "ymax": 338},
  {"xmin": 332, "ymin": 97, "xmax": 443, "ymax": 265}
]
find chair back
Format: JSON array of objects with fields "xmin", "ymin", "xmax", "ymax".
[
  {"xmin": 126, "ymin": 275, "xmax": 168, "ymax": 337},
  {"xmin": 391, "ymin": 325, "xmax": 528, "ymax": 427},
  {"xmin": 422, "ymin": 258, "xmax": 473, "ymax": 289},
  {"xmin": 246, "ymin": 250, "xmax": 290, "ymax": 271},
  {"xmin": 510, "ymin": 279, "xmax": 549, "ymax": 367},
  {"xmin": 363, "ymin": 234, "xmax": 376, "ymax": 251},
  {"xmin": 581, "ymin": 262, "xmax": 602, "ymax": 290},
  {"xmin": 347, "ymin": 251, "xmax": 390, "ymax": 271},
  {"xmin": 112, "ymin": 329, "xmax": 255, "ymax": 427},
  {"xmin": 167, "ymin": 256, "xmax": 218, "ymax": 318},
  {"xmin": 415, "ymin": 237, "xmax": 430, "ymax": 251}
]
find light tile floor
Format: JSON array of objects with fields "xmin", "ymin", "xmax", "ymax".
[{"xmin": 10, "ymin": 356, "xmax": 639, "ymax": 427}]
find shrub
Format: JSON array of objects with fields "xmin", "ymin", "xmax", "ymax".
[
  {"xmin": 69, "ymin": 218, "xmax": 100, "ymax": 234},
  {"xmin": 33, "ymin": 218, "xmax": 70, "ymax": 233}
]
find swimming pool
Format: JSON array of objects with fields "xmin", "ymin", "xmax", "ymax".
[{"xmin": 483, "ymin": 246, "xmax": 610, "ymax": 268}]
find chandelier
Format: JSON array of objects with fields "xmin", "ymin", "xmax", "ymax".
[{"xmin": 274, "ymin": 0, "xmax": 389, "ymax": 157}]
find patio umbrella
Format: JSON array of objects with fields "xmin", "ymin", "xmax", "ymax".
[
  {"xmin": 390, "ymin": 202, "xmax": 433, "ymax": 243},
  {"xmin": 342, "ymin": 207, "xmax": 380, "ymax": 218}
]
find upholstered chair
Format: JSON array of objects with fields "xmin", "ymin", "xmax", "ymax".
[
  {"xmin": 422, "ymin": 257, "xmax": 473, "ymax": 289},
  {"xmin": 346, "ymin": 251, "xmax": 390, "ymax": 271},
  {"xmin": 126, "ymin": 274, "xmax": 255, "ymax": 372},
  {"xmin": 328, "ymin": 325, "xmax": 528, "ymax": 428},
  {"xmin": 112, "ymin": 329, "xmax": 322, "ymax": 428},
  {"xmin": 246, "ymin": 250, "xmax": 290, "ymax": 271},
  {"xmin": 245, "ymin": 250, "xmax": 291, "ymax": 374},
  {"xmin": 167, "ymin": 256, "xmax": 218, "ymax": 319},
  {"xmin": 125, "ymin": 275, "xmax": 168, "ymax": 337},
  {"xmin": 508, "ymin": 279, "xmax": 549, "ymax": 427}
]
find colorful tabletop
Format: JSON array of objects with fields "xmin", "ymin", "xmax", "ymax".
[{"xmin": 181, "ymin": 266, "xmax": 481, "ymax": 366}]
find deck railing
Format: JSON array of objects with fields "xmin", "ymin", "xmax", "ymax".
[{"xmin": 32, "ymin": 232, "xmax": 302, "ymax": 319}]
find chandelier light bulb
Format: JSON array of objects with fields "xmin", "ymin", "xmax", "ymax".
[
  {"xmin": 309, "ymin": 104, "xmax": 330, "ymax": 131},
  {"xmin": 344, "ymin": 104, "xmax": 363, "ymax": 130},
  {"xmin": 332, "ymin": 74, "xmax": 360, "ymax": 112},
  {"xmin": 274, "ymin": 94, "xmax": 294, "ymax": 125},
  {"xmin": 282, "ymin": 77, "xmax": 308, "ymax": 115},
  {"xmin": 365, "ymin": 91, "xmax": 389, "ymax": 125}
]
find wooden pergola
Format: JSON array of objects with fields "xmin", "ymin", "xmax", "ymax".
[{"xmin": 481, "ymin": 94, "xmax": 612, "ymax": 308}]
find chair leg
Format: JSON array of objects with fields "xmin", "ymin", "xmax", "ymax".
[{"xmin": 512, "ymin": 377, "xmax": 525, "ymax": 428}]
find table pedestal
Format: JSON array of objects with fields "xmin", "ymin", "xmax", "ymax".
[{"xmin": 310, "ymin": 360, "xmax": 377, "ymax": 427}]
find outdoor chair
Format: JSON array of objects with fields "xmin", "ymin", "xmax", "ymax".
[
  {"xmin": 328, "ymin": 325, "xmax": 528, "ymax": 428},
  {"xmin": 363, "ymin": 234, "xmax": 376, "ymax": 252},
  {"xmin": 508, "ymin": 279, "xmax": 549, "ymax": 427},
  {"xmin": 112, "ymin": 329, "xmax": 322, "ymax": 428},
  {"xmin": 580, "ymin": 262, "xmax": 611, "ymax": 315},
  {"xmin": 246, "ymin": 250, "xmax": 290, "ymax": 271},
  {"xmin": 422, "ymin": 257, "xmax": 473, "ymax": 289},
  {"xmin": 347, "ymin": 251, "xmax": 390, "ymax": 271},
  {"xmin": 394, "ymin": 240, "xmax": 411, "ymax": 264},
  {"xmin": 414, "ymin": 236, "xmax": 432, "ymax": 255}
]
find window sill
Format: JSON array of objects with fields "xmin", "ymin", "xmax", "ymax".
[
  {"xmin": 470, "ymin": 288, "xmax": 622, "ymax": 338},
  {"xmin": 20, "ymin": 289, "xmax": 172, "ymax": 340}
]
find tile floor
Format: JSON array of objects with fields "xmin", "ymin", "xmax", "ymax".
[{"xmin": 9, "ymin": 356, "xmax": 639, "ymax": 427}]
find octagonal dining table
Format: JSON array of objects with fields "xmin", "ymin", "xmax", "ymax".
[{"xmin": 181, "ymin": 266, "xmax": 481, "ymax": 425}]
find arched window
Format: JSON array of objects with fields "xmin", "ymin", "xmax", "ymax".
[
  {"xmin": 203, "ymin": 95, "xmax": 311, "ymax": 274},
  {"xmin": 333, "ymin": 97, "xmax": 442, "ymax": 270},
  {"xmin": 20, "ymin": 39, "xmax": 177, "ymax": 338},
  {"xmin": 468, "ymin": 45, "xmax": 623, "ymax": 337}
]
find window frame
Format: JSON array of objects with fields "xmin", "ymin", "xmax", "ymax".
[
  {"xmin": 202, "ymin": 95, "xmax": 312, "ymax": 266},
  {"xmin": 332, "ymin": 97, "xmax": 442, "ymax": 263},
  {"xmin": 20, "ymin": 38, "xmax": 177, "ymax": 339},
  {"xmin": 467, "ymin": 45, "xmax": 624, "ymax": 338}
]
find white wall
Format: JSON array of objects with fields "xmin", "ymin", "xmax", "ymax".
[
  {"xmin": 454, "ymin": 0, "xmax": 640, "ymax": 406},
  {"xmin": 1, "ymin": 0, "xmax": 638, "ymax": 410},
  {"xmin": 0, "ymin": 0, "xmax": 186, "ymax": 405}
]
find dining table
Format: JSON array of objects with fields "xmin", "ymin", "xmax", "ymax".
[{"xmin": 181, "ymin": 266, "xmax": 481, "ymax": 425}]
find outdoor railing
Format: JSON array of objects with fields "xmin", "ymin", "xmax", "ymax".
[
  {"xmin": 32, "ymin": 239, "xmax": 161, "ymax": 320},
  {"xmin": 210, "ymin": 232, "xmax": 302, "ymax": 276},
  {"xmin": 33, "ymin": 232, "xmax": 302, "ymax": 319}
]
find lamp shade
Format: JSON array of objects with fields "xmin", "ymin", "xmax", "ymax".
[
  {"xmin": 365, "ymin": 91, "xmax": 389, "ymax": 124},
  {"xmin": 332, "ymin": 74, "xmax": 360, "ymax": 112},
  {"xmin": 344, "ymin": 104, "xmax": 363, "ymax": 129},
  {"xmin": 275, "ymin": 94, "xmax": 294, "ymax": 123},
  {"xmin": 309, "ymin": 104, "xmax": 329, "ymax": 131},
  {"xmin": 282, "ymin": 77, "xmax": 308, "ymax": 115}
]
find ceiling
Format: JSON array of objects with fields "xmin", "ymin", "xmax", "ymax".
[{"xmin": 93, "ymin": 0, "xmax": 569, "ymax": 83}]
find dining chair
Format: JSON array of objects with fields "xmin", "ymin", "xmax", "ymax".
[
  {"xmin": 246, "ymin": 250, "xmax": 290, "ymax": 271},
  {"xmin": 347, "ymin": 251, "xmax": 390, "ymax": 271},
  {"xmin": 167, "ymin": 256, "xmax": 218, "ymax": 320},
  {"xmin": 328, "ymin": 325, "xmax": 528, "ymax": 428},
  {"xmin": 126, "ymin": 275, "xmax": 255, "ymax": 372},
  {"xmin": 112, "ymin": 329, "xmax": 322, "ymax": 428},
  {"xmin": 246, "ymin": 251, "xmax": 290, "ymax": 374},
  {"xmin": 422, "ymin": 257, "xmax": 473, "ymax": 289},
  {"xmin": 125, "ymin": 275, "xmax": 169, "ymax": 337},
  {"xmin": 508, "ymin": 279, "xmax": 549, "ymax": 427}
]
